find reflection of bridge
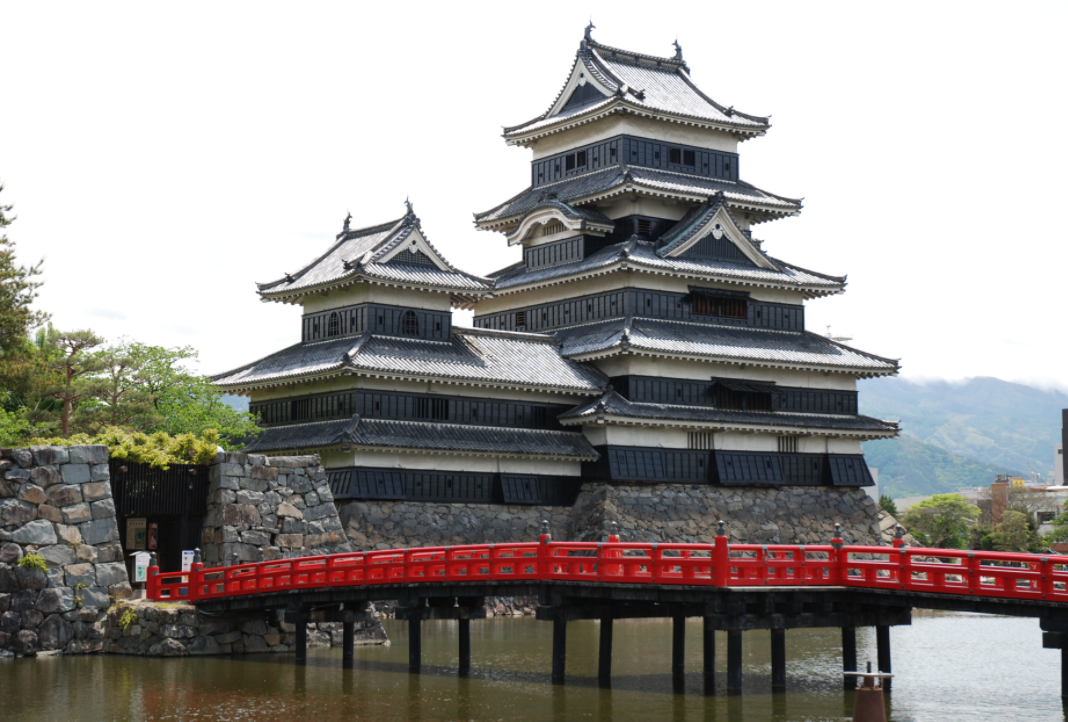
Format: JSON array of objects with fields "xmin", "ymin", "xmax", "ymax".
[{"xmin": 149, "ymin": 523, "xmax": 1068, "ymax": 697}]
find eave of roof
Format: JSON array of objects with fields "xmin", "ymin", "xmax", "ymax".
[{"xmin": 558, "ymin": 390, "xmax": 899, "ymax": 440}]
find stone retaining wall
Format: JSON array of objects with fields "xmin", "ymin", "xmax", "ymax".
[
  {"xmin": 338, "ymin": 483, "xmax": 886, "ymax": 549},
  {"xmin": 201, "ymin": 453, "xmax": 352, "ymax": 565},
  {"xmin": 1, "ymin": 445, "xmax": 132, "ymax": 658},
  {"xmin": 105, "ymin": 600, "xmax": 387, "ymax": 656}
]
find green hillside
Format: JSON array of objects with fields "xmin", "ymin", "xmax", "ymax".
[
  {"xmin": 862, "ymin": 435, "xmax": 1022, "ymax": 499},
  {"xmin": 859, "ymin": 376, "xmax": 1065, "ymax": 477}
]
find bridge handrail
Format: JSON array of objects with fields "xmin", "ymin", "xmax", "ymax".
[{"xmin": 144, "ymin": 536, "xmax": 1068, "ymax": 604}]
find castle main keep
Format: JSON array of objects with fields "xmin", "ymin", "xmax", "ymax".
[{"xmin": 213, "ymin": 28, "xmax": 899, "ymax": 547}]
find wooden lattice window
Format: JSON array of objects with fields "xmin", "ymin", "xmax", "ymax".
[
  {"xmin": 716, "ymin": 384, "xmax": 772, "ymax": 412},
  {"xmin": 415, "ymin": 397, "xmax": 449, "ymax": 421},
  {"xmin": 327, "ymin": 312, "xmax": 340, "ymax": 338},
  {"xmin": 636, "ymin": 219, "xmax": 652, "ymax": 236},
  {"xmin": 515, "ymin": 311, "xmax": 527, "ymax": 328},
  {"xmin": 692, "ymin": 292, "xmax": 747, "ymax": 319},
  {"xmin": 683, "ymin": 150, "xmax": 696, "ymax": 166},
  {"xmin": 778, "ymin": 436, "xmax": 799, "ymax": 454},
  {"xmin": 688, "ymin": 432, "xmax": 715, "ymax": 450},
  {"xmin": 400, "ymin": 310, "xmax": 419, "ymax": 336},
  {"xmin": 669, "ymin": 148, "xmax": 681, "ymax": 164}
]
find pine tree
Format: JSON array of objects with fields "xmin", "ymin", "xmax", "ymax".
[{"xmin": 0, "ymin": 184, "xmax": 48, "ymax": 354}]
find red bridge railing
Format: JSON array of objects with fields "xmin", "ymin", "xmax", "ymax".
[{"xmin": 147, "ymin": 527, "xmax": 1068, "ymax": 605}]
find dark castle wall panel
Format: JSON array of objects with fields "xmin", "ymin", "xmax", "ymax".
[
  {"xmin": 608, "ymin": 375, "xmax": 858, "ymax": 416},
  {"xmin": 474, "ymin": 289, "xmax": 805, "ymax": 333},
  {"xmin": 302, "ymin": 303, "xmax": 451, "ymax": 343},
  {"xmin": 328, "ymin": 467, "xmax": 582, "ymax": 506}
]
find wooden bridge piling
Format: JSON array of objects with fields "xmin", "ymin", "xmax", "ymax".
[
  {"xmin": 727, "ymin": 630, "xmax": 743, "ymax": 692},
  {"xmin": 703, "ymin": 616, "xmax": 716, "ymax": 694},
  {"xmin": 552, "ymin": 618, "xmax": 567, "ymax": 684},
  {"xmin": 771, "ymin": 628, "xmax": 786, "ymax": 690},
  {"xmin": 598, "ymin": 614, "xmax": 613, "ymax": 686},
  {"xmin": 876, "ymin": 625, "xmax": 891, "ymax": 692},
  {"xmin": 842, "ymin": 627, "xmax": 857, "ymax": 690},
  {"xmin": 672, "ymin": 613, "xmax": 686, "ymax": 677},
  {"xmin": 458, "ymin": 618, "xmax": 471, "ymax": 674}
]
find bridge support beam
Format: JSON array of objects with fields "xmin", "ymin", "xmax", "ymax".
[
  {"xmin": 672, "ymin": 613, "xmax": 686, "ymax": 677},
  {"xmin": 458, "ymin": 618, "xmax": 471, "ymax": 674},
  {"xmin": 409, "ymin": 613, "xmax": 422, "ymax": 673},
  {"xmin": 598, "ymin": 614, "xmax": 613, "ymax": 687},
  {"xmin": 295, "ymin": 617, "xmax": 307, "ymax": 663},
  {"xmin": 876, "ymin": 625, "xmax": 891, "ymax": 692},
  {"xmin": 552, "ymin": 618, "xmax": 567, "ymax": 685},
  {"xmin": 842, "ymin": 626, "xmax": 857, "ymax": 690},
  {"xmin": 342, "ymin": 621, "xmax": 354, "ymax": 662},
  {"xmin": 727, "ymin": 630, "xmax": 743, "ymax": 693},
  {"xmin": 703, "ymin": 616, "xmax": 716, "ymax": 694},
  {"xmin": 771, "ymin": 628, "xmax": 786, "ymax": 690}
]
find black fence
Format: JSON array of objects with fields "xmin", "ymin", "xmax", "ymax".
[{"xmin": 108, "ymin": 460, "xmax": 211, "ymax": 517}]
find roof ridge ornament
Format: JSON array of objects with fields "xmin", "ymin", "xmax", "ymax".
[
  {"xmin": 673, "ymin": 38, "xmax": 683, "ymax": 61},
  {"xmin": 584, "ymin": 19, "xmax": 595, "ymax": 43},
  {"xmin": 343, "ymin": 211, "xmax": 351, "ymax": 233}
]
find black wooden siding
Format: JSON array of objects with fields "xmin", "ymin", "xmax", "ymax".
[
  {"xmin": 476, "ymin": 289, "xmax": 804, "ymax": 333},
  {"xmin": 303, "ymin": 303, "xmax": 451, "ymax": 343},
  {"xmin": 328, "ymin": 467, "xmax": 582, "ymax": 506},
  {"xmin": 531, "ymin": 135, "xmax": 740, "ymax": 187},
  {"xmin": 609, "ymin": 375, "xmax": 858, "ymax": 416},
  {"xmin": 582, "ymin": 446, "xmax": 873, "ymax": 487},
  {"xmin": 683, "ymin": 234, "xmax": 756, "ymax": 264},
  {"xmin": 109, "ymin": 460, "xmax": 211, "ymax": 516},
  {"xmin": 252, "ymin": 390, "xmax": 568, "ymax": 430},
  {"xmin": 524, "ymin": 237, "xmax": 584, "ymax": 270}
]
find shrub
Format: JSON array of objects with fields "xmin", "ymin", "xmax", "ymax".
[
  {"xmin": 28, "ymin": 427, "xmax": 221, "ymax": 469},
  {"xmin": 17, "ymin": 552, "xmax": 48, "ymax": 573},
  {"xmin": 118, "ymin": 607, "xmax": 138, "ymax": 631}
]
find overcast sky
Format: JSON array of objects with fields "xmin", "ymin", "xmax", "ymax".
[{"xmin": 2, "ymin": 2, "xmax": 1066, "ymax": 390}]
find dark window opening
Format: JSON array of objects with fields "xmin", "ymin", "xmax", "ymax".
[
  {"xmin": 636, "ymin": 219, "xmax": 652, "ymax": 236},
  {"xmin": 292, "ymin": 399, "xmax": 310, "ymax": 422},
  {"xmin": 555, "ymin": 163, "xmax": 560, "ymax": 173},
  {"xmin": 401, "ymin": 310, "xmax": 419, "ymax": 336},
  {"xmin": 610, "ymin": 146, "xmax": 617, "ymax": 158},
  {"xmin": 531, "ymin": 407, "xmax": 547, "ymax": 427},
  {"xmin": 515, "ymin": 310, "xmax": 527, "ymax": 327},
  {"xmin": 414, "ymin": 397, "xmax": 449, "ymax": 421},
  {"xmin": 716, "ymin": 386, "xmax": 772, "ymax": 412},
  {"xmin": 565, "ymin": 154, "xmax": 576, "ymax": 171},
  {"xmin": 692, "ymin": 293, "xmax": 747, "ymax": 319},
  {"xmin": 327, "ymin": 312, "xmax": 340, "ymax": 338},
  {"xmin": 654, "ymin": 151, "xmax": 660, "ymax": 160},
  {"xmin": 669, "ymin": 148, "xmax": 681, "ymax": 164},
  {"xmin": 435, "ymin": 322, "xmax": 441, "ymax": 331},
  {"xmin": 576, "ymin": 150, "xmax": 587, "ymax": 167},
  {"xmin": 724, "ymin": 159, "xmax": 732, "ymax": 175},
  {"xmin": 683, "ymin": 150, "xmax": 696, "ymax": 166}
]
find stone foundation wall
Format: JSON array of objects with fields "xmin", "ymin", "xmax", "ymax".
[
  {"xmin": 0, "ymin": 445, "xmax": 132, "ymax": 658},
  {"xmin": 338, "ymin": 483, "xmax": 885, "ymax": 549},
  {"xmin": 201, "ymin": 453, "xmax": 352, "ymax": 565},
  {"xmin": 105, "ymin": 600, "xmax": 387, "ymax": 656}
]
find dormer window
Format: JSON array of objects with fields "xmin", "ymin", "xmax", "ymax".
[{"xmin": 691, "ymin": 291, "xmax": 748, "ymax": 319}]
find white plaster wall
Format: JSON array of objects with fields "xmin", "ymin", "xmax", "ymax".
[
  {"xmin": 596, "ymin": 197, "xmax": 691, "ymax": 222},
  {"xmin": 713, "ymin": 432, "xmax": 779, "ymax": 452},
  {"xmin": 529, "ymin": 115, "xmax": 740, "ymax": 159},
  {"xmin": 302, "ymin": 283, "xmax": 451, "ymax": 314},
  {"xmin": 827, "ymin": 438, "xmax": 863, "ymax": 454},
  {"xmin": 474, "ymin": 269, "xmax": 807, "ymax": 316},
  {"xmin": 322, "ymin": 449, "xmax": 581, "ymax": 476},
  {"xmin": 591, "ymin": 356, "xmax": 858, "ymax": 392},
  {"xmin": 601, "ymin": 426, "xmax": 689, "ymax": 448}
]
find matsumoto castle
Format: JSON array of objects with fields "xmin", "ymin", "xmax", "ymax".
[{"xmin": 215, "ymin": 28, "xmax": 900, "ymax": 513}]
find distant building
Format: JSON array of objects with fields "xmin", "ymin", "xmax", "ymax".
[{"xmin": 211, "ymin": 29, "xmax": 900, "ymax": 521}]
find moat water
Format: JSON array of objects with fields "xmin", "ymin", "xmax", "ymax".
[{"xmin": 1, "ymin": 611, "xmax": 1064, "ymax": 721}]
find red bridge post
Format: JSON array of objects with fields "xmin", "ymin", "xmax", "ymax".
[
  {"xmin": 714, "ymin": 521, "xmax": 729, "ymax": 587},
  {"xmin": 189, "ymin": 548, "xmax": 203, "ymax": 603},
  {"xmin": 146, "ymin": 552, "xmax": 159, "ymax": 601}
]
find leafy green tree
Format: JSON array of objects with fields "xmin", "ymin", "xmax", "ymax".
[
  {"xmin": 76, "ymin": 340, "xmax": 163, "ymax": 432},
  {"xmin": 901, "ymin": 493, "xmax": 980, "ymax": 549},
  {"xmin": 879, "ymin": 494, "xmax": 898, "ymax": 516},
  {"xmin": 990, "ymin": 510, "xmax": 1036, "ymax": 553},
  {"xmin": 43, "ymin": 330, "xmax": 105, "ymax": 436},
  {"xmin": 0, "ymin": 407, "xmax": 31, "ymax": 447},
  {"xmin": 0, "ymin": 184, "xmax": 48, "ymax": 355}
]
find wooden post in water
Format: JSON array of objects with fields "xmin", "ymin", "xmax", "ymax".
[
  {"xmin": 771, "ymin": 628, "xmax": 786, "ymax": 690},
  {"xmin": 342, "ymin": 621, "xmax": 355, "ymax": 662},
  {"xmin": 876, "ymin": 625, "xmax": 891, "ymax": 692},
  {"xmin": 672, "ymin": 613, "xmax": 686, "ymax": 676},
  {"xmin": 598, "ymin": 614, "xmax": 613, "ymax": 686},
  {"xmin": 552, "ymin": 617, "xmax": 567, "ymax": 684},
  {"xmin": 727, "ymin": 630, "xmax": 743, "ymax": 692},
  {"xmin": 458, "ymin": 618, "xmax": 471, "ymax": 674},
  {"xmin": 409, "ymin": 612, "xmax": 422, "ymax": 673},
  {"xmin": 295, "ymin": 616, "xmax": 308, "ymax": 663},
  {"xmin": 703, "ymin": 616, "xmax": 716, "ymax": 694},
  {"xmin": 842, "ymin": 627, "xmax": 857, "ymax": 690}
]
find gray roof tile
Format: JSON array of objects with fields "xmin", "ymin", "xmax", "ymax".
[
  {"xmin": 491, "ymin": 239, "xmax": 844, "ymax": 294},
  {"xmin": 475, "ymin": 166, "xmax": 799, "ymax": 225},
  {"xmin": 505, "ymin": 37, "xmax": 769, "ymax": 139},
  {"xmin": 553, "ymin": 317, "xmax": 899, "ymax": 375},
  {"xmin": 559, "ymin": 390, "xmax": 898, "ymax": 435},
  {"xmin": 245, "ymin": 415, "xmax": 599, "ymax": 459},
  {"xmin": 212, "ymin": 327, "xmax": 606, "ymax": 393}
]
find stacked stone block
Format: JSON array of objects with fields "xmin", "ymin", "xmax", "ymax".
[
  {"xmin": 200, "ymin": 453, "xmax": 352, "ymax": 566},
  {"xmin": 0, "ymin": 445, "xmax": 132, "ymax": 658},
  {"xmin": 338, "ymin": 484, "xmax": 886, "ymax": 550}
]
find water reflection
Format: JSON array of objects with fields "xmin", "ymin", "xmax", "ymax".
[{"xmin": 0, "ymin": 612, "xmax": 1064, "ymax": 721}]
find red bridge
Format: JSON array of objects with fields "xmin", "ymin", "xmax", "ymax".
[{"xmin": 147, "ymin": 524, "xmax": 1068, "ymax": 697}]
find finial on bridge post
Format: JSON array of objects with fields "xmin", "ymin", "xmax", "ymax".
[
  {"xmin": 832, "ymin": 523, "xmax": 845, "ymax": 549},
  {"xmin": 231, "ymin": 552, "xmax": 239, "ymax": 568},
  {"xmin": 258, "ymin": 546, "xmax": 265, "ymax": 561},
  {"xmin": 716, "ymin": 520, "xmax": 727, "ymax": 537},
  {"xmin": 193, "ymin": 547, "xmax": 202, "ymax": 564},
  {"xmin": 149, "ymin": 551, "xmax": 157, "ymax": 567},
  {"xmin": 894, "ymin": 524, "xmax": 907, "ymax": 550},
  {"xmin": 540, "ymin": 520, "xmax": 551, "ymax": 544}
]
